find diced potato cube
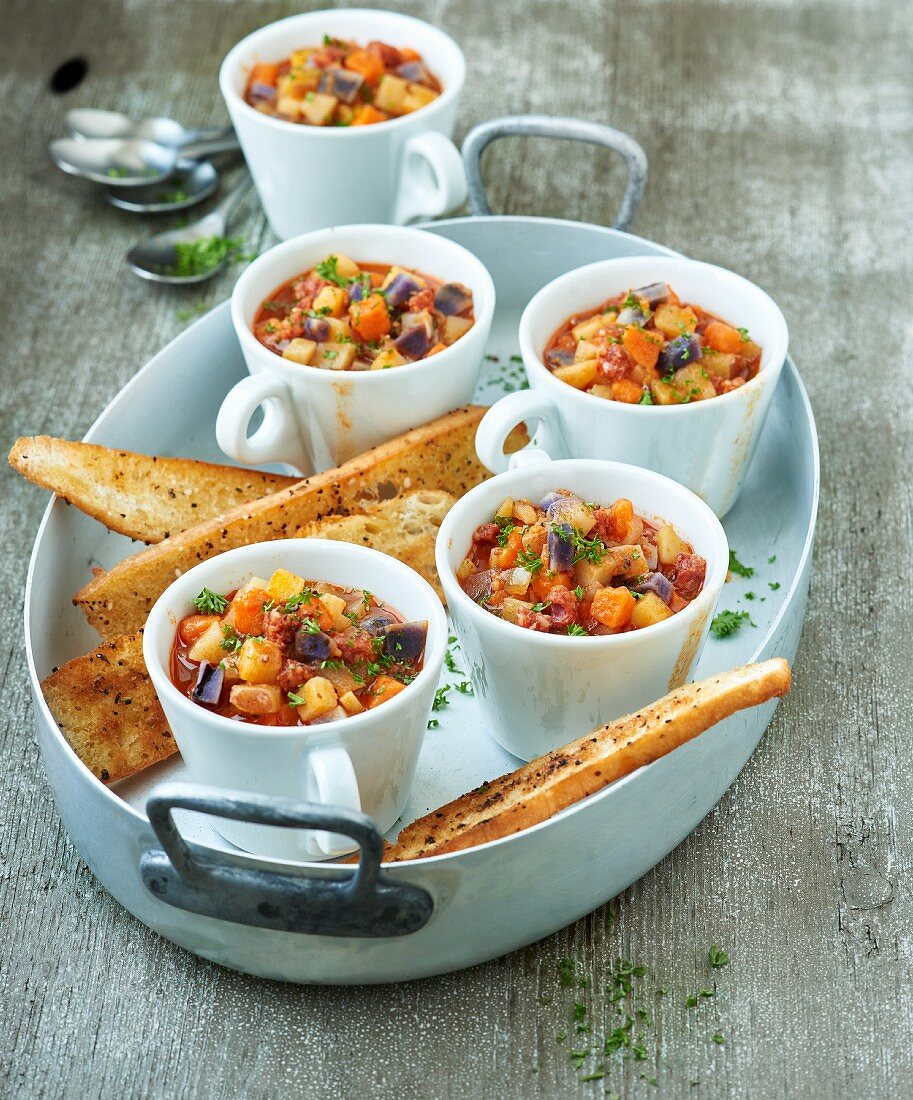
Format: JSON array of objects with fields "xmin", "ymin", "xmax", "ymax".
[
  {"xmin": 276, "ymin": 96, "xmax": 303, "ymax": 120},
  {"xmin": 500, "ymin": 597, "xmax": 533, "ymax": 624},
  {"xmin": 442, "ymin": 315, "xmax": 473, "ymax": 345},
  {"xmin": 188, "ymin": 620, "xmax": 227, "ymax": 665},
  {"xmin": 381, "ymin": 265, "xmax": 425, "ymax": 291},
  {"xmin": 319, "ymin": 594, "xmax": 352, "ymax": 629},
  {"xmin": 701, "ymin": 349, "xmax": 737, "ymax": 380},
  {"xmin": 402, "ymin": 83, "xmax": 438, "ymax": 113},
  {"xmin": 574, "ymin": 339, "xmax": 599, "ymax": 363},
  {"xmin": 606, "ymin": 544, "xmax": 648, "ymax": 579},
  {"xmin": 653, "ymin": 303, "xmax": 698, "ymax": 338},
  {"xmin": 297, "ymin": 676, "xmax": 338, "ymax": 721},
  {"xmin": 656, "ymin": 524, "xmax": 685, "ymax": 565},
  {"xmin": 300, "ymin": 92, "xmax": 337, "ymax": 126},
  {"xmin": 649, "ymin": 379, "xmax": 684, "ymax": 405},
  {"xmin": 371, "ymin": 347, "xmax": 407, "ymax": 370},
  {"xmin": 572, "ymin": 314, "xmax": 610, "ymax": 342},
  {"xmin": 673, "ymin": 364, "xmax": 716, "ymax": 402},
  {"xmin": 631, "ymin": 591, "xmax": 674, "ymax": 629},
  {"xmin": 323, "ymin": 316, "xmax": 353, "ymax": 340},
  {"xmin": 331, "ymin": 253, "xmax": 361, "ymax": 279},
  {"xmin": 310, "ymin": 705, "xmax": 349, "ymax": 724},
  {"xmin": 574, "ymin": 557, "xmax": 616, "ymax": 587},
  {"xmin": 312, "ymin": 285, "xmax": 348, "ymax": 318},
  {"xmin": 321, "ymin": 664, "xmax": 360, "ymax": 696},
  {"xmin": 229, "ymin": 683, "xmax": 282, "ymax": 715},
  {"xmin": 495, "ymin": 497, "xmax": 514, "ymax": 520},
  {"xmin": 290, "ymin": 48, "xmax": 315, "ymax": 69},
  {"xmin": 554, "ymin": 359, "xmax": 598, "ymax": 390},
  {"xmin": 374, "ymin": 74, "xmax": 409, "ymax": 113},
  {"xmin": 339, "ymin": 691, "xmax": 365, "ymax": 715},
  {"xmin": 589, "ymin": 384, "xmax": 615, "ymax": 400},
  {"xmin": 514, "ymin": 501, "xmax": 538, "ymax": 525},
  {"xmin": 457, "ymin": 558, "xmax": 476, "ymax": 581},
  {"xmin": 313, "ymin": 342, "xmax": 356, "ymax": 370},
  {"xmin": 282, "ymin": 338, "xmax": 317, "ymax": 365},
  {"xmin": 238, "ymin": 638, "xmax": 283, "ymax": 684},
  {"xmin": 268, "ymin": 569, "xmax": 306, "ymax": 602}
]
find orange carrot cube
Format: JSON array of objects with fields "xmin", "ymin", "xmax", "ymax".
[
  {"xmin": 607, "ymin": 498, "xmax": 634, "ymax": 541},
  {"xmin": 591, "ymin": 586, "xmax": 635, "ymax": 629},
  {"xmin": 367, "ymin": 676, "xmax": 407, "ymax": 708},
  {"xmin": 350, "ymin": 294, "xmax": 391, "ymax": 341},
  {"xmin": 611, "ymin": 379, "xmax": 645, "ymax": 404},
  {"xmin": 703, "ymin": 321, "xmax": 745, "ymax": 354},
  {"xmin": 622, "ymin": 325, "xmax": 662, "ymax": 369},
  {"xmin": 345, "ymin": 49, "xmax": 385, "ymax": 86}
]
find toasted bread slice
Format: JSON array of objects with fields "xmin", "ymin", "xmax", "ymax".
[
  {"xmin": 40, "ymin": 632, "xmax": 176, "ymax": 783},
  {"xmin": 298, "ymin": 489, "xmax": 454, "ymax": 601},
  {"xmin": 9, "ymin": 436, "xmax": 299, "ymax": 543},
  {"xmin": 380, "ymin": 659, "xmax": 791, "ymax": 861},
  {"xmin": 75, "ymin": 407, "xmax": 522, "ymax": 639}
]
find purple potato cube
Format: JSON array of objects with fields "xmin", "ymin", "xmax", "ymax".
[
  {"xmin": 434, "ymin": 282, "xmax": 472, "ymax": 316},
  {"xmin": 393, "ymin": 325, "xmax": 430, "ymax": 360},
  {"xmin": 190, "ymin": 662, "xmax": 224, "ymax": 705}
]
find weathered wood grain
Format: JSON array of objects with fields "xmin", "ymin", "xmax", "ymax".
[{"xmin": 1, "ymin": 0, "xmax": 911, "ymax": 1097}]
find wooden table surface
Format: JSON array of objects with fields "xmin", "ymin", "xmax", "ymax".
[{"xmin": 2, "ymin": 1, "xmax": 911, "ymax": 1097}]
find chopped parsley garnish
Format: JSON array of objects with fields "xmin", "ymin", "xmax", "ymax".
[
  {"xmin": 551, "ymin": 523, "xmax": 606, "ymax": 565},
  {"xmin": 444, "ymin": 649, "xmax": 464, "ymax": 675},
  {"xmin": 432, "ymin": 685, "xmax": 451, "ymax": 711},
  {"xmin": 531, "ymin": 601, "xmax": 552, "ymax": 613},
  {"xmin": 637, "ymin": 389, "xmax": 654, "ymax": 405},
  {"xmin": 454, "ymin": 680, "xmax": 474, "ymax": 695},
  {"xmin": 314, "ymin": 254, "xmax": 349, "ymax": 287},
  {"xmin": 283, "ymin": 590, "xmax": 314, "ymax": 613},
  {"xmin": 516, "ymin": 548, "xmax": 544, "ymax": 574},
  {"xmin": 769, "ymin": 581, "xmax": 781, "ymax": 591},
  {"xmin": 737, "ymin": 327, "xmax": 751, "ymax": 341},
  {"xmin": 709, "ymin": 610, "xmax": 753, "ymax": 638},
  {"xmin": 768, "ymin": 554, "xmax": 777, "ymax": 563},
  {"xmin": 494, "ymin": 514, "xmax": 516, "ymax": 546},
  {"xmin": 567, "ymin": 623, "xmax": 589, "ymax": 636},
  {"xmin": 165, "ymin": 234, "xmax": 246, "ymax": 277},
  {"xmin": 220, "ymin": 625, "xmax": 243, "ymax": 652},
  {"xmin": 427, "ymin": 718, "xmax": 439, "ymax": 729},
  {"xmin": 287, "ymin": 691, "xmax": 305, "ymax": 707},
  {"xmin": 194, "ymin": 587, "xmax": 227, "ymax": 614},
  {"xmin": 708, "ymin": 945, "xmax": 729, "ymax": 968},
  {"xmin": 573, "ymin": 585, "xmax": 584, "ymax": 600},
  {"xmin": 728, "ymin": 549, "xmax": 754, "ymax": 578}
]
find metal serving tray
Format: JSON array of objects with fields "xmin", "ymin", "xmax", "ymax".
[{"xmin": 23, "ymin": 121, "xmax": 818, "ymax": 984}]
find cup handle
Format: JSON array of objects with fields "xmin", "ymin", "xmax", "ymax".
[
  {"xmin": 216, "ymin": 374, "xmax": 312, "ymax": 474},
  {"xmin": 301, "ymin": 744, "xmax": 362, "ymax": 858},
  {"xmin": 393, "ymin": 131, "xmax": 468, "ymax": 224},
  {"xmin": 476, "ymin": 389, "xmax": 566, "ymax": 473}
]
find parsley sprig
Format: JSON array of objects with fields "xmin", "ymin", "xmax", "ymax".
[{"xmin": 194, "ymin": 587, "xmax": 227, "ymax": 615}]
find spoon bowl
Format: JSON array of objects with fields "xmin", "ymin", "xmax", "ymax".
[
  {"xmin": 67, "ymin": 108, "xmax": 232, "ymax": 147},
  {"xmin": 50, "ymin": 134, "xmax": 240, "ymax": 187},
  {"xmin": 105, "ymin": 159, "xmax": 219, "ymax": 213},
  {"xmin": 126, "ymin": 175, "xmax": 253, "ymax": 285}
]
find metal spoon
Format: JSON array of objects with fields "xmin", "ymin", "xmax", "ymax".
[
  {"xmin": 126, "ymin": 175, "xmax": 254, "ymax": 284},
  {"xmin": 104, "ymin": 159, "xmax": 220, "ymax": 213},
  {"xmin": 49, "ymin": 134, "xmax": 241, "ymax": 187},
  {"xmin": 67, "ymin": 108, "xmax": 232, "ymax": 146}
]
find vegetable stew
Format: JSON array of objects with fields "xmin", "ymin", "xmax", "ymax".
[
  {"xmin": 244, "ymin": 37, "xmax": 442, "ymax": 127},
  {"xmin": 253, "ymin": 254, "xmax": 475, "ymax": 369},
  {"xmin": 544, "ymin": 283, "xmax": 762, "ymax": 404},
  {"xmin": 457, "ymin": 489, "xmax": 707, "ymax": 635},
  {"xmin": 172, "ymin": 571, "xmax": 427, "ymax": 725}
]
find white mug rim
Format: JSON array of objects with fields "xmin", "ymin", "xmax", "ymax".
[
  {"xmin": 518, "ymin": 256, "xmax": 789, "ymax": 416},
  {"xmin": 219, "ymin": 8, "xmax": 466, "ymax": 139},
  {"xmin": 144, "ymin": 538, "xmax": 448, "ymax": 741},
  {"xmin": 436, "ymin": 457, "xmax": 729, "ymax": 647},
  {"xmin": 230, "ymin": 223, "xmax": 496, "ymax": 385}
]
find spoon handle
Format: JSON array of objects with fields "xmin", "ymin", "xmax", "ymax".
[
  {"xmin": 181, "ymin": 124, "xmax": 236, "ymax": 146},
  {"xmin": 178, "ymin": 135, "xmax": 242, "ymax": 161},
  {"xmin": 211, "ymin": 173, "xmax": 254, "ymax": 227}
]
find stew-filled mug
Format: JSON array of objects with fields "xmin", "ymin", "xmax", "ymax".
[
  {"xmin": 476, "ymin": 257, "xmax": 789, "ymax": 517},
  {"xmin": 144, "ymin": 539, "xmax": 447, "ymax": 861},
  {"xmin": 219, "ymin": 9, "xmax": 467, "ymax": 238},
  {"xmin": 218, "ymin": 223, "xmax": 495, "ymax": 474}
]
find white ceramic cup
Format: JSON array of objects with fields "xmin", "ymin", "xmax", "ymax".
[
  {"xmin": 436, "ymin": 458, "xmax": 728, "ymax": 760},
  {"xmin": 476, "ymin": 256, "xmax": 789, "ymax": 517},
  {"xmin": 144, "ymin": 539, "xmax": 447, "ymax": 861},
  {"xmin": 219, "ymin": 9, "xmax": 467, "ymax": 239},
  {"xmin": 218, "ymin": 223, "xmax": 495, "ymax": 474}
]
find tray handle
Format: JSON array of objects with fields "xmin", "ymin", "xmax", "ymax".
[
  {"xmin": 462, "ymin": 115, "xmax": 648, "ymax": 231},
  {"xmin": 139, "ymin": 782, "xmax": 433, "ymax": 937}
]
